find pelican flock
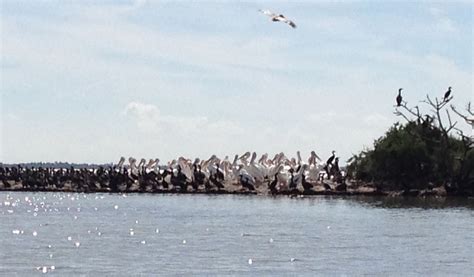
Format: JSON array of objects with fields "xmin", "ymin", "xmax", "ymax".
[
  {"xmin": 0, "ymin": 151, "xmax": 348, "ymax": 194},
  {"xmin": 105, "ymin": 151, "xmax": 344, "ymax": 193}
]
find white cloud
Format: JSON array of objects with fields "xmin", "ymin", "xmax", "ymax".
[
  {"xmin": 124, "ymin": 102, "xmax": 161, "ymax": 131},
  {"xmin": 428, "ymin": 6, "xmax": 459, "ymax": 34},
  {"xmin": 124, "ymin": 101, "xmax": 244, "ymax": 136},
  {"xmin": 429, "ymin": 7, "xmax": 443, "ymax": 17}
]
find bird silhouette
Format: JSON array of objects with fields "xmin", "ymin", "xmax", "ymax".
[
  {"xmin": 396, "ymin": 88, "xmax": 403, "ymax": 107},
  {"xmin": 326, "ymin": 151, "xmax": 336, "ymax": 165},
  {"xmin": 443, "ymin": 86, "xmax": 452, "ymax": 101}
]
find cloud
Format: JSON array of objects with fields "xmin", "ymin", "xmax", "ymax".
[
  {"xmin": 123, "ymin": 101, "xmax": 247, "ymax": 159},
  {"xmin": 429, "ymin": 7, "xmax": 443, "ymax": 17},
  {"xmin": 124, "ymin": 102, "xmax": 161, "ymax": 131},
  {"xmin": 124, "ymin": 101, "xmax": 244, "ymax": 135},
  {"xmin": 428, "ymin": 6, "xmax": 458, "ymax": 33}
]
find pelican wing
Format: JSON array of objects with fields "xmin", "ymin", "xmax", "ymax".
[
  {"xmin": 259, "ymin": 9, "xmax": 277, "ymax": 17},
  {"xmin": 178, "ymin": 160, "xmax": 193, "ymax": 181},
  {"xmin": 272, "ymin": 14, "xmax": 297, "ymax": 28},
  {"xmin": 287, "ymin": 20, "xmax": 297, "ymax": 28}
]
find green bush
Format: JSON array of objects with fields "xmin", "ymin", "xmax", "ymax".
[{"xmin": 347, "ymin": 99, "xmax": 473, "ymax": 195}]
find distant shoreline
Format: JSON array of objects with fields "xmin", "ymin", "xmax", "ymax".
[
  {"xmin": 2, "ymin": 162, "xmax": 471, "ymax": 198},
  {"xmin": 1, "ymin": 180, "xmax": 463, "ymax": 198}
]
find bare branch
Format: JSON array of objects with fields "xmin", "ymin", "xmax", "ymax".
[
  {"xmin": 446, "ymin": 121, "xmax": 457, "ymax": 134},
  {"xmin": 439, "ymin": 95, "xmax": 453, "ymax": 109},
  {"xmin": 466, "ymin": 102, "xmax": 474, "ymax": 116},
  {"xmin": 424, "ymin": 95, "xmax": 436, "ymax": 107},
  {"xmin": 467, "ymin": 102, "xmax": 473, "ymax": 116},
  {"xmin": 451, "ymin": 104, "xmax": 474, "ymax": 126},
  {"xmin": 395, "ymin": 102, "xmax": 420, "ymax": 120},
  {"xmin": 445, "ymin": 109, "xmax": 457, "ymax": 133},
  {"xmin": 446, "ymin": 109, "xmax": 453, "ymax": 127},
  {"xmin": 393, "ymin": 110, "xmax": 411, "ymax": 122}
]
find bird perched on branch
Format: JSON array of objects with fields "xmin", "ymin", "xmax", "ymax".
[
  {"xmin": 443, "ymin": 86, "xmax": 452, "ymax": 102},
  {"xmin": 396, "ymin": 88, "xmax": 403, "ymax": 107},
  {"xmin": 259, "ymin": 9, "xmax": 297, "ymax": 28}
]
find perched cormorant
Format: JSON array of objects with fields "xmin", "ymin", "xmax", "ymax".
[
  {"xmin": 288, "ymin": 168, "xmax": 297, "ymax": 189},
  {"xmin": 444, "ymin": 86, "xmax": 452, "ymax": 101},
  {"xmin": 396, "ymin": 88, "xmax": 403, "ymax": 107},
  {"xmin": 301, "ymin": 174, "xmax": 313, "ymax": 192},
  {"xmin": 268, "ymin": 173, "xmax": 279, "ymax": 194},
  {"xmin": 192, "ymin": 164, "xmax": 205, "ymax": 191},
  {"xmin": 323, "ymin": 183, "xmax": 332, "ymax": 191},
  {"xmin": 239, "ymin": 173, "xmax": 255, "ymax": 191},
  {"xmin": 326, "ymin": 151, "xmax": 336, "ymax": 165}
]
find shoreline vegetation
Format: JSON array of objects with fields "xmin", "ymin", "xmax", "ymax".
[{"xmin": 2, "ymin": 92, "xmax": 472, "ymax": 198}]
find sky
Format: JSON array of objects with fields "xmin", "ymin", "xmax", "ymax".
[{"xmin": 1, "ymin": 0, "xmax": 473, "ymax": 164}]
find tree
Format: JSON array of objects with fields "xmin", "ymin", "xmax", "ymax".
[{"xmin": 347, "ymin": 92, "xmax": 473, "ymax": 195}]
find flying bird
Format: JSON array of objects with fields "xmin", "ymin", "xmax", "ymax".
[
  {"xmin": 259, "ymin": 9, "xmax": 297, "ymax": 28},
  {"xmin": 443, "ymin": 86, "xmax": 452, "ymax": 101},
  {"xmin": 396, "ymin": 88, "xmax": 403, "ymax": 107}
]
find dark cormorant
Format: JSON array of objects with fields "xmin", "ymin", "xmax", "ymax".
[
  {"xmin": 268, "ymin": 173, "xmax": 278, "ymax": 194},
  {"xmin": 288, "ymin": 168, "xmax": 297, "ymax": 189},
  {"xmin": 301, "ymin": 174, "xmax": 313, "ymax": 192},
  {"xmin": 192, "ymin": 164, "xmax": 205, "ymax": 191},
  {"xmin": 239, "ymin": 174, "xmax": 255, "ymax": 191},
  {"xmin": 326, "ymin": 151, "xmax": 336, "ymax": 165},
  {"xmin": 443, "ymin": 86, "xmax": 452, "ymax": 101},
  {"xmin": 323, "ymin": 151, "xmax": 336, "ymax": 180},
  {"xmin": 210, "ymin": 163, "xmax": 225, "ymax": 190},
  {"xmin": 396, "ymin": 88, "xmax": 403, "ymax": 107},
  {"xmin": 333, "ymin": 157, "xmax": 340, "ymax": 173},
  {"xmin": 323, "ymin": 182, "xmax": 331, "ymax": 191}
]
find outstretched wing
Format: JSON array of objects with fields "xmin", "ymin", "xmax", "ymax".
[
  {"xmin": 259, "ymin": 9, "xmax": 276, "ymax": 17},
  {"xmin": 287, "ymin": 20, "xmax": 297, "ymax": 28},
  {"xmin": 278, "ymin": 16, "xmax": 296, "ymax": 28}
]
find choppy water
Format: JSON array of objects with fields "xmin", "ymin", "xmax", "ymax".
[{"xmin": 1, "ymin": 192, "xmax": 473, "ymax": 276}]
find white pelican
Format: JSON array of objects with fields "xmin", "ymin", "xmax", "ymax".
[
  {"xmin": 308, "ymin": 151, "xmax": 321, "ymax": 166},
  {"xmin": 152, "ymin": 159, "xmax": 161, "ymax": 175},
  {"xmin": 138, "ymin": 158, "xmax": 146, "ymax": 172},
  {"xmin": 259, "ymin": 9, "xmax": 297, "ymax": 28},
  {"xmin": 221, "ymin": 156, "xmax": 234, "ymax": 182},
  {"xmin": 258, "ymin": 153, "xmax": 267, "ymax": 164},
  {"xmin": 178, "ymin": 157, "xmax": 193, "ymax": 182},
  {"xmin": 246, "ymin": 152, "xmax": 265, "ymax": 184},
  {"xmin": 145, "ymin": 159, "xmax": 156, "ymax": 172},
  {"xmin": 257, "ymin": 153, "xmax": 270, "ymax": 178},
  {"xmin": 296, "ymin": 151, "xmax": 303, "ymax": 165},
  {"xmin": 239, "ymin": 152, "xmax": 251, "ymax": 165},
  {"xmin": 128, "ymin": 157, "xmax": 139, "ymax": 176},
  {"xmin": 116, "ymin": 157, "xmax": 125, "ymax": 171}
]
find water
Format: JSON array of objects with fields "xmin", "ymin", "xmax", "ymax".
[{"xmin": 1, "ymin": 192, "xmax": 473, "ymax": 276}]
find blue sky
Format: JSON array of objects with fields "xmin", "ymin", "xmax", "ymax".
[{"xmin": 1, "ymin": 0, "xmax": 473, "ymax": 163}]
